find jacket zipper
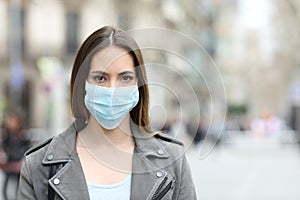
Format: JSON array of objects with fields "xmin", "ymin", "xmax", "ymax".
[
  {"xmin": 151, "ymin": 177, "xmax": 167, "ymax": 199},
  {"xmin": 151, "ymin": 178, "xmax": 175, "ymax": 200}
]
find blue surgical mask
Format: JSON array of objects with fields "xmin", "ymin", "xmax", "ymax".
[{"xmin": 84, "ymin": 81, "xmax": 139, "ymax": 130}]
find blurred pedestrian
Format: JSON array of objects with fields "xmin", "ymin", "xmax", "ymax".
[
  {"xmin": 18, "ymin": 26, "xmax": 197, "ymax": 199},
  {"xmin": 0, "ymin": 111, "xmax": 31, "ymax": 200},
  {"xmin": 250, "ymin": 109, "xmax": 284, "ymax": 137}
]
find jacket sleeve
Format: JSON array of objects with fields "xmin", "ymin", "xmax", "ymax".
[
  {"xmin": 18, "ymin": 157, "xmax": 37, "ymax": 199},
  {"xmin": 177, "ymin": 154, "xmax": 197, "ymax": 200}
]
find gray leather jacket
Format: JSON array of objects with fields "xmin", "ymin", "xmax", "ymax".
[{"xmin": 18, "ymin": 122, "xmax": 197, "ymax": 200}]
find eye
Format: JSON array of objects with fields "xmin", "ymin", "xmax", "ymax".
[
  {"xmin": 121, "ymin": 75, "xmax": 134, "ymax": 83},
  {"xmin": 93, "ymin": 75, "xmax": 106, "ymax": 83}
]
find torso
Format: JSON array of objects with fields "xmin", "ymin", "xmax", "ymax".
[{"xmin": 76, "ymin": 135, "xmax": 134, "ymax": 185}]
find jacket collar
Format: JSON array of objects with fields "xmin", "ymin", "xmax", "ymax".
[
  {"xmin": 42, "ymin": 121, "xmax": 170, "ymax": 165},
  {"xmin": 131, "ymin": 123, "xmax": 170, "ymax": 159},
  {"xmin": 41, "ymin": 124, "xmax": 77, "ymax": 165}
]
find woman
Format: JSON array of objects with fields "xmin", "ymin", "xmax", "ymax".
[{"xmin": 18, "ymin": 26, "xmax": 197, "ymax": 200}]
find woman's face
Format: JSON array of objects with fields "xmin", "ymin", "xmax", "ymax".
[{"xmin": 87, "ymin": 46, "xmax": 137, "ymax": 88}]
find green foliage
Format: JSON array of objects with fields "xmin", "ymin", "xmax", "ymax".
[{"xmin": 227, "ymin": 104, "xmax": 248, "ymax": 115}]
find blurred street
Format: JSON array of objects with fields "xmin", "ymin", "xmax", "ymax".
[{"xmin": 187, "ymin": 131, "xmax": 300, "ymax": 200}]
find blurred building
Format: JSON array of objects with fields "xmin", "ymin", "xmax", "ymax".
[
  {"xmin": 0, "ymin": 0, "xmax": 299, "ymax": 135},
  {"xmin": 0, "ymin": 0, "xmax": 214, "ymax": 135}
]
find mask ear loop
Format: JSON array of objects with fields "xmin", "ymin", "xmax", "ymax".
[{"xmin": 84, "ymin": 80, "xmax": 90, "ymax": 125}]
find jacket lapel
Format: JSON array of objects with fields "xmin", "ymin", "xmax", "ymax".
[
  {"xmin": 130, "ymin": 126, "xmax": 173, "ymax": 200},
  {"xmin": 42, "ymin": 124, "xmax": 90, "ymax": 200},
  {"xmin": 47, "ymin": 157, "xmax": 90, "ymax": 200},
  {"xmin": 131, "ymin": 151, "xmax": 173, "ymax": 200}
]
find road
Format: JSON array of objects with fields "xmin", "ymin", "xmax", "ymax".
[{"xmin": 187, "ymin": 131, "xmax": 300, "ymax": 200}]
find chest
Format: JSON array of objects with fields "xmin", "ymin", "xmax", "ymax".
[{"xmin": 76, "ymin": 145, "xmax": 133, "ymax": 185}]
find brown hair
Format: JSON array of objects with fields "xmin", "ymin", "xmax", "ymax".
[{"xmin": 70, "ymin": 26, "xmax": 152, "ymax": 133}]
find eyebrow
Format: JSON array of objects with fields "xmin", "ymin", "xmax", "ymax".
[
  {"xmin": 91, "ymin": 70, "xmax": 108, "ymax": 75},
  {"xmin": 91, "ymin": 70, "xmax": 135, "ymax": 76},
  {"xmin": 119, "ymin": 71, "xmax": 135, "ymax": 76}
]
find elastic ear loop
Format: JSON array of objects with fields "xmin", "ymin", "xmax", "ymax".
[{"xmin": 85, "ymin": 80, "xmax": 90, "ymax": 125}]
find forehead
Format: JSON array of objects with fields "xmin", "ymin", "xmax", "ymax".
[{"xmin": 90, "ymin": 46, "xmax": 134, "ymax": 71}]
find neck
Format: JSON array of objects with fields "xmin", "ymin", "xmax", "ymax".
[{"xmin": 78, "ymin": 115, "xmax": 134, "ymax": 151}]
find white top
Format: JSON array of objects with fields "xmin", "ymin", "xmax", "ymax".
[{"xmin": 87, "ymin": 174, "xmax": 132, "ymax": 200}]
